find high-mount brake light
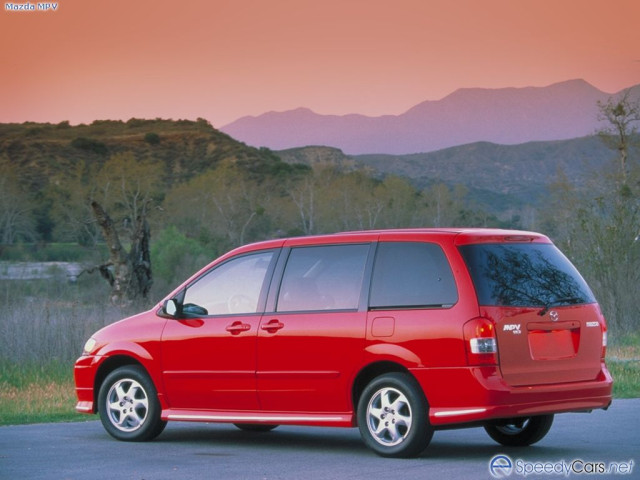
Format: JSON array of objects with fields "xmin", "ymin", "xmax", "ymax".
[
  {"xmin": 502, "ymin": 235, "xmax": 536, "ymax": 242},
  {"xmin": 464, "ymin": 317, "xmax": 498, "ymax": 365}
]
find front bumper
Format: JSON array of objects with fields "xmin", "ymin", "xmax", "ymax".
[{"xmin": 74, "ymin": 354, "xmax": 100, "ymax": 414}]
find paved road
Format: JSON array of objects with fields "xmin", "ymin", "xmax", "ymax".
[{"xmin": 1, "ymin": 399, "xmax": 638, "ymax": 480}]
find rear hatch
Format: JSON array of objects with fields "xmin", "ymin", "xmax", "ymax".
[{"xmin": 460, "ymin": 242, "xmax": 605, "ymax": 386}]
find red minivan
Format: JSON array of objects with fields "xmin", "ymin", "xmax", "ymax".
[{"xmin": 74, "ymin": 229, "xmax": 612, "ymax": 457}]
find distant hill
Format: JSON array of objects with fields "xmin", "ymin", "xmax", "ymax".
[
  {"xmin": 0, "ymin": 118, "xmax": 287, "ymax": 193},
  {"xmin": 222, "ymin": 80, "xmax": 640, "ymax": 155},
  {"xmin": 0, "ymin": 119, "xmax": 308, "ymax": 242},
  {"xmin": 1, "ymin": 119, "xmax": 628, "ymax": 223},
  {"xmin": 276, "ymin": 135, "xmax": 620, "ymax": 213}
]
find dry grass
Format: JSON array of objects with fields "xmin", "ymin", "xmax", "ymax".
[
  {"xmin": 0, "ymin": 379, "xmax": 79, "ymax": 425},
  {"xmin": 0, "ymin": 274, "xmax": 145, "ymax": 425},
  {"xmin": 607, "ymin": 333, "xmax": 640, "ymax": 398}
]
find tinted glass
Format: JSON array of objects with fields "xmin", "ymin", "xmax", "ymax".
[
  {"xmin": 370, "ymin": 242, "xmax": 458, "ymax": 308},
  {"xmin": 459, "ymin": 243, "xmax": 596, "ymax": 307},
  {"xmin": 277, "ymin": 244, "xmax": 369, "ymax": 312},
  {"xmin": 182, "ymin": 251, "xmax": 274, "ymax": 315}
]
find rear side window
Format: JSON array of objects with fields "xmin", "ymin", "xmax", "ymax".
[
  {"xmin": 370, "ymin": 242, "xmax": 458, "ymax": 309},
  {"xmin": 277, "ymin": 244, "xmax": 370, "ymax": 312},
  {"xmin": 459, "ymin": 243, "xmax": 596, "ymax": 307}
]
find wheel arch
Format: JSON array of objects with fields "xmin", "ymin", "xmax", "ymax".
[
  {"xmin": 93, "ymin": 356, "xmax": 146, "ymax": 412},
  {"xmin": 352, "ymin": 361, "xmax": 415, "ymax": 416}
]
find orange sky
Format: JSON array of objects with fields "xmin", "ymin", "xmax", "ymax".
[{"xmin": 1, "ymin": 0, "xmax": 639, "ymax": 128}]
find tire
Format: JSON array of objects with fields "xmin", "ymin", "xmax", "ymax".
[
  {"xmin": 98, "ymin": 365, "xmax": 167, "ymax": 442},
  {"xmin": 233, "ymin": 423, "xmax": 278, "ymax": 432},
  {"xmin": 484, "ymin": 415, "xmax": 554, "ymax": 447},
  {"xmin": 357, "ymin": 372, "xmax": 433, "ymax": 458}
]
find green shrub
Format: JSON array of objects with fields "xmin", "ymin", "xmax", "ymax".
[
  {"xmin": 70, "ymin": 137, "xmax": 108, "ymax": 155},
  {"xmin": 151, "ymin": 226, "xmax": 211, "ymax": 293},
  {"xmin": 144, "ymin": 132, "xmax": 161, "ymax": 145}
]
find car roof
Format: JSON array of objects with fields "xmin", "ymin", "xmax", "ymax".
[
  {"xmin": 340, "ymin": 228, "xmax": 550, "ymax": 245},
  {"xmin": 236, "ymin": 228, "xmax": 550, "ymax": 251}
]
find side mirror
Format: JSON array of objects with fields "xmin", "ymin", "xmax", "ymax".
[{"xmin": 163, "ymin": 298, "xmax": 179, "ymax": 317}]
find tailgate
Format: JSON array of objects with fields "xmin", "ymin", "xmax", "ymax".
[{"xmin": 487, "ymin": 305, "xmax": 605, "ymax": 386}]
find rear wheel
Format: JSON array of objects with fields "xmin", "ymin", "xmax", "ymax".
[
  {"xmin": 98, "ymin": 365, "xmax": 166, "ymax": 441},
  {"xmin": 484, "ymin": 415, "xmax": 554, "ymax": 447},
  {"xmin": 357, "ymin": 372, "xmax": 433, "ymax": 458}
]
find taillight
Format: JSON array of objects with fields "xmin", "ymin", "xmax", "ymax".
[
  {"xmin": 464, "ymin": 317, "xmax": 497, "ymax": 365},
  {"xmin": 601, "ymin": 321, "xmax": 607, "ymax": 360}
]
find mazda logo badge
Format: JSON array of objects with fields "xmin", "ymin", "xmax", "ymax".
[{"xmin": 550, "ymin": 310, "xmax": 559, "ymax": 322}]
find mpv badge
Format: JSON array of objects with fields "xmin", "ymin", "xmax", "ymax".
[{"xmin": 550, "ymin": 310, "xmax": 559, "ymax": 322}]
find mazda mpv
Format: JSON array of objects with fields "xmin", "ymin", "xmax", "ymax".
[{"xmin": 74, "ymin": 228, "xmax": 612, "ymax": 457}]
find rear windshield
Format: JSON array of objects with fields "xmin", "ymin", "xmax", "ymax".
[{"xmin": 459, "ymin": 243, "xmax": 596, "ymax": 307}]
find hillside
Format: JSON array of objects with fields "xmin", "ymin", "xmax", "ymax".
[
  {"xmin": 0, "ymin": 119, "xmax": 302, "ymax": 243},
  {"xmin": 277, "ymin": 136, "xmax": 619, "ymax": 212},
  {"xmin": 1, "ymin": 119, "xmax": 629, "ymax": 238},
  {"xmin": 222, "ymin": 80, "xmax": 640, "ymax": 155},
  {"xmin": 0, "ymin": 118, "xmax": 287, "ymax": 193}
]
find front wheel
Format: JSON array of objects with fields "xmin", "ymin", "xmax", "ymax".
[
  {"xmin": 484, "ymin": 415, "xmax": 554, "ymax": 447},
  {"xmin": 357, "ymin": 372, "xmax": 433, "ymax": 458},
  {"xmin": 98, "ymin": 365, "xmax": 167, "ymax": 442}
]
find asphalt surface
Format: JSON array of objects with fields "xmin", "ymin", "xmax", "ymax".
[{"xmin": 1, "ymin": 399, "xmax": 638, "ymax": 480}]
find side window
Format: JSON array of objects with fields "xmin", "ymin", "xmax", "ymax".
[
  {"xmin": 370, "ymin": 242, "xmax": 458, "ymax": 309},
  {"xmin": 277, "ymin": 244, "xmax": 369, "ymax": 312},
  {"xmin": 182, "ymin": 251, "xmax": 274, "ymax": 316}
]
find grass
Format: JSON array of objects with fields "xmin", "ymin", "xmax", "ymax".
[
  {"xmin": 0, "ymin": 274, "xmax": 141, "ymax": 426},
  {"xmin": 0, "ymin": 362, "xmax": 80, "ymax": 425},
  {"xmin": 607, "ymin": 333, "xmax": 640, "ymax": 399}
]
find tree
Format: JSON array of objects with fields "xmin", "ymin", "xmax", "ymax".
[
  {"xmin": 85, "ymin": 153, "xmax": 163, "ymax": 305},
  {"xmin": 89, "ymin": 200, "xmax": 152, "ymax": 305},
  {"xmin": 423, "ymin": 183, "xmax": 469, "ymax": 227},
  {"xmin": 48, "ymin": 159, "xmax": 102, "ymax": 245},
  {"xmin": 164, "ymin": 160, "xmax": 272, "ymax": 249},
  {"xmin": 562, "ymin": 93, "xmax": 640, "ymax": 335},
  {"xmin": 287, "ymin": 171, "xmax": 318, "ymax": 235},
  {"xmin": 322, "ymin": 170, "xmax": 383, "ymax": 231},
  {"xmin": 0, "ymin": 156, "xmax": 37, "ymax": 244},
  {"xmin": 284, "ymin": 163, "xmax": 342, "ymax": 235},
  {"xmin": 150, "ymin": 225, "xmax": 210, "ymax": 292},
  {"xmin": 597, "ymin": 91, "xmax": 640, "ymax": 185},
  {"xmin": 375, "ymin": 175, "xmax": 424, "ymax": 228}
]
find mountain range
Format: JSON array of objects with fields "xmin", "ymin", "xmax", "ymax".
[{"xmin": 221, "ymin": 80, "xmax": 640, "ymax": 155}]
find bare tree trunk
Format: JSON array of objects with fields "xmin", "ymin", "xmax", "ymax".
[
  {"xmin": 90, "ymin": 200, "xmax": 152, "ymax": 305},
  {"xmin": 129, "ymin": 213, "xmax": 153, "ymax": 300}
]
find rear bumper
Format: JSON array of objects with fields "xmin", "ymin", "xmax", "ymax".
[{"xmin": 411, "ymin": 362, "xmax": 613, "ymax": 426}]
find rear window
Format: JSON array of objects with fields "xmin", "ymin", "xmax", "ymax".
[{"xmin": 459, "ymin": 243, "xmax": 596, "ymax": 307}]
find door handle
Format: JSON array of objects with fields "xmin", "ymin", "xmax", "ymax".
[
  {"xmin": 260, "ymin": 319, "xmax": 285, "ymax": 333},
  {"xmin": 226, "ymin": 322, "xmax": 251, "ymax": 335}
]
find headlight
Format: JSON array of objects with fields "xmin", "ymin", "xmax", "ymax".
[{"xmin": 83, "ymin": 337, "xmax": 97, "ymax": 354}]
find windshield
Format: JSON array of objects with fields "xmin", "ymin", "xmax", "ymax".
[{"xmin": 459, "ymin": 243, "xmax": 596, "ymax": 307}]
